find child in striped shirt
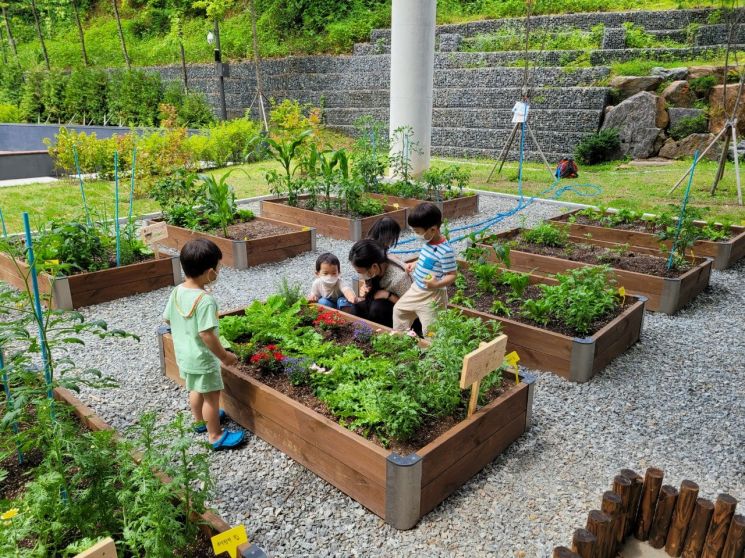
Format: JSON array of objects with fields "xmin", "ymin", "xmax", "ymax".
[{"xmin": 393, "ymin": 203, "xmax": 457, "ymax": 335}]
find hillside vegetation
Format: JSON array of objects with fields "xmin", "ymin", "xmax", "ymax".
[{"xmin": 0, "ymin": 0, "xmax": 721, "ymax": 70}]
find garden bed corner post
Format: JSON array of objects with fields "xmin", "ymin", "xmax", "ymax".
[{"xmin": 385, "ymin": 453, "xmax": 423, "ymax": 530}]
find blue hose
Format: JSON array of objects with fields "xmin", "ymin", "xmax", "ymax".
[{"xmin": 667, "ymin": 151, "xmax": 699, "ymax": 270}]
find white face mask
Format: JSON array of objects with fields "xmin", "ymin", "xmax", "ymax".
[
  {"xmin": 415, "ymin": 229, "xmax": 433, "ymax": 242},
  {"xmin": 320, "ymin": 275, "xmax": 339, "ymax": 286},
  {"xmin": 358, "ymin": 272, "xmax": 371, "ymax": 281}
]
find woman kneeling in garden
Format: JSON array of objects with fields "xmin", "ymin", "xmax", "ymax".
[{"xmin": 346, "ymin": 239, "xmax": 411, "ymax": 328}]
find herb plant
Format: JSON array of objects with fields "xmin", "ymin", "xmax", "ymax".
[{"xmin": 522, "ymin": 222, "xmax": 569, "ymax": 247}]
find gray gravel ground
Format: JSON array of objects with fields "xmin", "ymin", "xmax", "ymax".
[{"xmin": 64, "ymin": 193, "xmax": 744, "ymax": 558}]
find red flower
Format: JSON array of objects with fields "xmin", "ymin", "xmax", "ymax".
[
  {"xmin": 266, "ymin": 344, "xmax": 277, "ymax": 351},
  {"xmin": 313, "ymin": 310, "xmax": 345, "ymax": 328},
  {"xmin": 273, "ymin": 352, "xmax": 284, "ymax": 360}
]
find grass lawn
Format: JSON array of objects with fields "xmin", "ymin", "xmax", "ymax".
[
  {"xmin": 430, "ymin": 157, "xmax": 745, "ymax": 224},
  {"xmin": 1, "ymin": 153, "xmax": 744, "ymax": 234}
]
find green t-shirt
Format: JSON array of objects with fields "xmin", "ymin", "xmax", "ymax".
[{"xmin": 163, "ymin": 286, "xmax": 220, "ymax": 375}]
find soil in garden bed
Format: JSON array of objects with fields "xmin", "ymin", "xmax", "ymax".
[
  {"xmin": 447, "ymin": 269, "xmax": 629, "ymax": 337},
  {"xmin": 569, "ymin": 214, "xmax": 735, "ymax": 240},
  {"xmin": 510, "ymin": 237, "xmax": 690, "ymax": 278},
  {"xmin": 233, "ymin": 319, "xmax": 509, "ymax": 455},
  {"xmin": 222, "ymin": 218, "xmax": 295, "ymax": 241}
]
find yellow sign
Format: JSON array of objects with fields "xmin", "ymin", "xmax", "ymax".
[
  {"xmin": 211, "ymin": 525, "xmax": 248, "ymax": 558},
  {"xmin": 505, "ymin": 351, "xmax": 520, "ymax": 384},
  {"xmin": 618, "ymin": 286, "xmax": 626, "ymax": 304}
]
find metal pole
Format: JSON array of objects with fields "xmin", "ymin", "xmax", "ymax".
[{"xmin": 214, "ymin": 20, "xmax": 227, "ymax": 121}]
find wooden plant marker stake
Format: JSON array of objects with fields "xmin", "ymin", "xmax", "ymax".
[
  {"xmin": 682, "ymin": 498, "xmax": 715, "ymax": 558},
  {"xmin": 74, "ymin": 537, "xmax": 117, "ymax": 558},
  {"xmin": 636, "ymin": 467, "xmax": 664, "ymax": 541},
  {"xmin": 701, "ymin": 494, "xmax": 738, "ymax": 558},
  {"xmin": 666, "ymin": 480, "xmax": 700, "ymax": 556},
  {"xmin": 459, "ymin": 334, "xmax": 508, "ymax": 417},
  {"xmin": 140, "ymin": 221, "xmax": 169, "ymax": 259}
]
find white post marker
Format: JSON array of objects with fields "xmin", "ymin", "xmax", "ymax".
[
  {"xmin": 139, "ymin": 221, "xmax": 169, "ymax": 259},
  {"xmin": 460, "ymin": 335, "xmax": 509, "ymax": 417},
  {"xmin": 389, "ymin": 0, "xmax": 436, "ymax": 178}
]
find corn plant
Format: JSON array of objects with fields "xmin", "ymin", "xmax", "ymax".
[
  {"xmin": 261, "ymin": 129, "xmax": 311, "ymax": 206},
  {"xmin": 201, "ymin": 170, "xmax": 237, "ymax": 237}
]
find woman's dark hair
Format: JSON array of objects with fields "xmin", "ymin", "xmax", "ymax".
[
  {"xmin": 367, "ymin": 217, "xmax": 401, "ymax": 249},
  {"xmin": 180, "ymin": 239, "xmax": 222, "ymax": 278},
  {"xmin": 348, "ymin": 239, "xmax": 388, "ymax": 269},
  {"xmin": 408, "ymin": 202, "xmax": 442, "ymax": 229},
  {"xmin": 315, "ymin": 252, "xmax": 341, "ymax": 272}
]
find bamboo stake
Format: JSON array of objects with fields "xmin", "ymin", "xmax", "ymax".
[
  {"xmin": 666, "ymin": 480, "xmax": 700, "ymax": 557},
  {"xmin": 701, "ymin": 494, "xmax": 738, "ymax": 558},
  {"xmin": 636, "ymin": 468, "xmax": 664, "ymax": 541},
  {"xmin": 649, "ymin": 485, "xmax": 678, "ymax": 549},
  {"xmin": 683, "ymin": 498, "xmax": 715, "ymax": 558}
]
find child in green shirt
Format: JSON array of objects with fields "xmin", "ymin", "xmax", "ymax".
[{"xmin": 163, "ymin": 239, "xmax": 245, "ymax": 450}]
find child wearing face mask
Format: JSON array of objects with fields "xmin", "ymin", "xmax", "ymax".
[
  {"xmin": 307, "ymin": 252, "xmax": 357, "ymax": 310},
  {"xmin": 393, "ymin": 203, "xmax": 457, "ymax": 335},
  {"xmin": 163, "ymin": 239, "xmax": 245, "ymax": 451}
]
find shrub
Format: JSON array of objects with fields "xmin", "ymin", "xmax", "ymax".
[
  {"xmin": 41, "ymin": 69, "xmax": 69, "ymax": 123},
  {"xmin": 269, "ymin": 98, "xmax": 322, "ymax": 139},
  {"xmin": 19, "ymin": 67, "xmax": 47, "ymax": 122},
  {"xmin": 575, "ymin": 128, "xmax": 621, "ymax": 165},
  {"xmin": 669, "ymin": 114, "xmax": 709, "ymax": 140},
  {"xmin": 162, "ymin": 82, "xmax": 216, "ymax": 127},
  {"xmin": 0, "ymin": 104, "xmax": 24, "ymax": 123},
  {"xmin": 63, "ymin": 67, "xmax": 109, "ymax": 125},
  {"xmin": 0, "ymin": 65, "xmax": 24, "ymax": 106},
  {"xmin": 689, "ymin": 75, "xmax": 718, "ymax": 98},
  {"xmin": 45, "ymin": 128, "xmax": 117, "ymax": 176},
  {"xmin": 201, "ymin": 118, "xmax": 261, "ymax": 167},
  {"xmin": 107, "ymin": 69, "xmax": 163, "ymax": 126}
]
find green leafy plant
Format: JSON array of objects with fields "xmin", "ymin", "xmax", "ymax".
[
  {"xmin": 522, "ymin": 222, "xmax": 569, "ymax": 248},
  {"xmin": 575, "ymin": 128, "xmax": 620, "ymax": 165},
  {"xmin": 501, "ymin": 271, "xmax": 530, "ymax": 301},
  {"xmin": 389, "ymin": 126, "xmax": 421, "ymax": 185},
  {"xmin": 421, "ymin": 165, "xmax": 471, "ymax": 201},
  {"xmin": 353, "ymin": 115, "xmax": 388, "ymax": 192},
  {"xmin": 689, "ymin": 75, "xmax": 718, "ymax": 98},
  {"xmin": 262, "ymin": 129, "xmax": 312, "ymax": 206},
  {"xmin": 151, "ymin": 168, "xmax": 205, "ymax": 228},
  {"xmin": 521, "ymin": 297, "xmax": 552, "ymax": 325},
  {"xmin": 201, "ymin": 170, "xmax": 237, "ymax": 237},
  {"xmin": 669, "ymin": 114, "xmax": 709, "ymax": 140}
]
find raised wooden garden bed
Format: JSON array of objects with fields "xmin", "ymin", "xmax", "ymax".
[
  {"xmin": 478, "ymin": 229, "xmax": 713, "ymax": 314},
  {"xmin": 449, "ymin": 260, "xmax": 646, "ymax": 383},
  {"xmin": 0, "ymin": 252, "xmax": 181, "ymax": 310},
  {"xmin": 157, "ymin": 308, "xmax": 536, "ymax": 530},
  {"xmin": 51, "ymin": 387, "xmax": 264, "ymax": 558},
  {"xmin": 550, "ymin": 209, "xmax": 745, "ymax": 270},
  {"xmin": 151, "ymin": 216, "xmax": 316, "ymax": 269},
  {"xmin": 552, "ymin": 467, "xmax": 744, "ymax": 558},
  {"xmin": 367, "ymin": 192, "xmax": 480, "ymax": 220},
  {"xmin": 260, "ymin": 196, "xmax": 408, "ymax": 241}
]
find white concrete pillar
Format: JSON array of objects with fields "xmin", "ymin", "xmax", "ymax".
[{"xmin": 389, "ymin": 0, "xmax": 436, "ymax": 178}]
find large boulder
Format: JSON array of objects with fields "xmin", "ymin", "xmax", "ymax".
[
  {"xmin": 658, "ymin": 133, "xmax": 721, "ymax": 160},
  {"xmin": 668, "ymin": 107, "xmax": 706, "ymax": 129},
  {"xmin": 609, "ymin": 75, "xmax": 663, "ymax": 100},
  {"xmin": 708, "ymin": 84, "xmax": 745, "ymax": 134},
  {"xmin": 661, "ymin": 80, "xmax": 695, "ymax": 107},
  {"xmin": 602, "ymin": 91, "xmax": 667, "ymax": 158},
  {"xmin": 688, "ymin": 66, "xmax": 727, "ymax": 81},
  {"xmin": 651, "ymin": 67, "xmax": 688, "ymax": 81}
]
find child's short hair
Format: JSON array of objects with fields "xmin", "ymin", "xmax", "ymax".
[
  {"xmin": 315, "ymin": 252, "xmax": 341, "ymax": 272},
  {"xmin": 367, "ymin": 217, "xmax": 401, "ymax": 249},
  {"xmin": 408, "ymin": 202, "xmax": 442, "ymax": 229},
  {"xmin": 180, "ymin": 239, "xmax": 222, "ymax": 278}
]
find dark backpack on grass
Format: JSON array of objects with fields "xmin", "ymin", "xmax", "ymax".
[{"xmin": 555, "ymin": 157, "xmax": 579, "ymax": 179}]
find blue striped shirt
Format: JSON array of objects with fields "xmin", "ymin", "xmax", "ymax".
[{"xmin": 413, "ymin": 238, "xmax": 457, "ymax": 289}]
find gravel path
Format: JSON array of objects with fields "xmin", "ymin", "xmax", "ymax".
[{"xmin": 64, "ymin": 193, "xmax": 744, "ymax": 558}]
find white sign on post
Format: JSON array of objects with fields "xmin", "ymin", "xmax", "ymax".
[
  {"xmin": 140, "ymin": 221, "xmax": 168, "ymax": 244},
  {"xmin": 511, "ymin": 101, "xmax": 529, "ymax": 123}
]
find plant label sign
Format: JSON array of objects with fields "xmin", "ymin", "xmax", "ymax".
[
  {"xmin": 460, "ymin": 334, "xmax": 508, "ymax": 416},
  {"xmin": 211, "ymin": 525, "xmax": 248, "ymax": 558},
  {"xmin": 140, "ymin": 222, "xmax": 168, "ymax": 245}
]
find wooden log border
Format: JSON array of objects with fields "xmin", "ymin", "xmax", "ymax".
[
  {"xmin": 156, "ymin": 308, "xmax": 536, "ymax": 530},
  {"xmin": 476, "ymin": 229, "xmax": 713, "ymax": 315},
  {"xmin": 259, "ymin": 196, "xmax": 408, "ymax": 241},
  {"xmin": 0, "ymin": 251, "xmax": 181, "ymax": 310},
  {"xmin": 554, "ymin": 467, "xmax": 743, "ymax": 558},
  {"xmin": 52, "ymin": 388, "xmax": 264, "ymax": 557},
  {"xmin": 550, "ymin": 208, "xmax": 745, "ymax": 270},
  {"xmin": 149, "ymin": 216, "xmax": 316, "ymax": 270},
  {"xmin": 367, "ymin": 192, "xmax": 480, "ymax": 220}
]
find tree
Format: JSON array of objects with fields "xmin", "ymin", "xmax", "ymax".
[
  {"xmin": 111, "ymin": 0, "xmax": 131, "ymax": 69},
  {"xmin": 168, "ymin": 10, "xmax": 188, "ymax": 91},
  {"xmin": 0, "ymin": 3, "xmax": 18, "ymax": 59},
  {"xmin": 28, "ymin": 0, "xmax": 51, "ymax": 70},
  {"xmin": 70, "ymin": 0, "xmax": 89, "ymax": 66}
]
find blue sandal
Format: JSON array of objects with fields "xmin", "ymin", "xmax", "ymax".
[
  {"xmin": 211, "ymin": 429, "xmax": 245, "ymax": 450},
  {"xmin": 194, "ymin": 408, "xmax": 227, "ymax": 433}
]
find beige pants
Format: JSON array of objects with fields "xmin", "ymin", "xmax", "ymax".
[{"xmin": 392, "ymin": 284, "xmax": 448, "ymax": 334}]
